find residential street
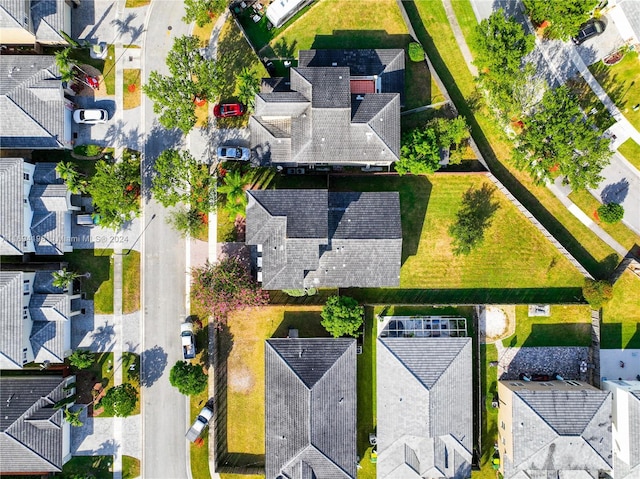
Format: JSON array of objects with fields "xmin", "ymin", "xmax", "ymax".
[{"xmin": 140, "ymin": 2, "xmax": 192, "ymax": 479}]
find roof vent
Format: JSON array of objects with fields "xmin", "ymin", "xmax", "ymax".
[
  {"xmin": 356, "ymin": 95, "xmax": 364, "ymax": 100},
  {"xmin": 338, "ymin": 75, "xmax": 343, "ymax": 79},
  {"xmin": 332, "ymin": 62, "xmax": 338, "ymax": 66}
]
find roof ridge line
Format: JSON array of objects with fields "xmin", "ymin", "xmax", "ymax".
[
  {"xmin": 265, "ymin": 341, "xmax": 312, "ymax": 392},
  {"xmin": 3, "ymin": 427, "xmax": 62, "ymax": 472},
  {"xmin": 378, "ymin": 338, "xmax": 432, "ymax": 391}
]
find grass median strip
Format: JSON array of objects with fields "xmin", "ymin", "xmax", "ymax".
[{"xmin": 618, "ymin": 138, "xmax": 640, "ymax": 171}]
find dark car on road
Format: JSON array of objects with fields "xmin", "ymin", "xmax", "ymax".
[
  {"xmin": 572, "ymin": 19, "xmax": 606, "ymax": 45},
  {"xmin": 213, "ymin": 103, "xmax": 245, "ymax": 118}
]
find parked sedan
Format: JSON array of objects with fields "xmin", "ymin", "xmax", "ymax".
[
  {"xmin": 216, "ymin": 145, "xmax": 250, "ymax": 161},
  {"xmin": 213, "ymin": 103, "xmax": 245, "ymax": 118},
  {"xmin": 73, "ymin": 109, "xmax": 109, "ymax": 124},
  {"xmin": 572, "ymin": 19, "xmax": 606, "ymax": 45}
]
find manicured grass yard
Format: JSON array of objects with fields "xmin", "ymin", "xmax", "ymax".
[
  {"xmin": 190, "ymin": 385, "xmax": 212, "ymax": 479},
  {"xmin": 590, "ymin": 51, "xmax": 640, "ymax": 133},
  {"xmin": 501, "ymin": 305, "xmax": 592, "ymax": 348},
  {"xmin": 264, "ymin": 0, "xmax": 441, "ymax": 108},
  {"xmin": 222, "ymin": 306, "xmax": 329, "ymax": 463},
  {"xmin": 407, "ymin": 0, "xmax": 622, "ymax": 279},
  {"xmin": 123, "ymin": 69, "xmax": 141, "ymax": 110},
  {"xmin": 123, "ymin": 251, "xmax": 141, "ymax": 313},
  {"xmin": 475, "ymin": 343, "xmax": 498, "ymax": 479},
  {"xmin": 618, "ymin": 138, "xmax": 640, "ymax": 171},
  {"xmin": 60, "ymin": 456, "xmax": 113, "ymax": 478},
  {"xmin": 103, "ymin": 44, "xmax": 117, "ymax": 95},
  {"xmin": 602, "ymin": 270, "xmax": 640, "ymax": 349},
  {"xmin": 125, "ymin": 0, "xmax": 150, "ymax": 6},
  {"xmin": 122, "ymin": 455, "xmax": 140, "ymax": 479},
  {"xmin": 568, "ymin": 188, "xmax": 640, "ymax": 252},
  {"xmin": 332, "ymin": 174, "xmax": 584, "ymax": 304}
]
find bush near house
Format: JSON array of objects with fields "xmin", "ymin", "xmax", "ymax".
[
  {"xmin": 583, "ymin": 278, "xmax": 613, "ymax": 309},
  {"xmin": 321, "ymin": 296, "xmax": 364, "ymax": 338},
  {"xmin": 408, "ymin": 42, "xmax": 425, "ymax": 62},
  {"xmin": 597, "ymin": 203, "xmax": 624, "ymax": 224}
]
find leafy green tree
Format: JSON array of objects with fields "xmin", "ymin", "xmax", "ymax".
[
  {"xmin": 236, "ymin": 67, "xmax": 260, "ymax": 112},
  {"xmin": 218, "ymin": 169, "xmax": 253, "ymax": 217},
  {"xmin": 151, "ymin": 149, "xmax": 213, "ymax": 210},
  {"xmin": 55, "ymin": 47, "xmax": 75, "ymax": 83},
  {"xmin": 396, "ymin": 127, "xmax": 440, "ymax": 175},
  {"xmin": 582, "ymin": 279, "xmax": 613, "ymax": 309},
  {"xmin": 169, "ymin": 361, "xmax": 207, "ymax": 396},
  {"xmin": 56, "ymin": 161, "xmax": 86, "ymax": 194},
  {"xmin": 99, "ymin": 383, "xmax": 138, "ymax": 417},
  {"xmin": 68, "ymin": 349, "xmax": 95, "ymax": 369},
  {"xmin": 321, "ymin": 296, "xmax": 364, "ymax": 338},
  {"xmin": 64, "ymin": 408, "xmax": 84, "ymax": 427},
  {"xmin": 598, "ymin": 203, "xmax": 624, "ymax": 224},
  {"xmin": 168, "ymin": 207, "xmax": 207, "ymax": 238},
  {"xmin": 513, "ymin": 86, "xmax": 611, "ymax": 190},
  {"xmin": 143, "ymin": 35, "xmax": 222, "ymax": 133},
  {"xmin": 430, "ymin": 116, "xmax": 471, "ymax": 164},
  {"xmin": 86, "ymin": 156, "xmax": 141, "ymax": 229},
  {"xmin": 523, "ymin": 0, "xmax": 598, "ymax": 40},
  {"xmin": 52, "ymin": 268, "xmax": 80, "ymax": 290},
  {"xmin": 408, "ymin": 42, "xmax": 424, "ymax": 62},
  {"xmin": 448, "ymin": 184, "xmax": 500, "ymax": 255},
  {"xmin": 183, "ymin": 0, "xmax": 226, "ymax": 27},
  {"xmin": 471, "ymin": 9, "xmax": 536, "ymax": 117}
]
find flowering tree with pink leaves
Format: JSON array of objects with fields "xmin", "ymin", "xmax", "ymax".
[{"xmin": 191, "ymin": 258, "xmax": 269, "ymax": 326}]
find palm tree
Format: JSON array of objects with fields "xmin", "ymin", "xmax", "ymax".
[
  {"xmin": 217, "ymin": 170, "xmax": 251, "ymax": 217},
  {"xmin": 55, "ymin": 48, "xmax": 75, "ymax": 83},
  {"xmin": 56, "ymin": 162, "xmax": 86, "ymax": 194},
  {"xmin": 64, "ymin": 408, "xmax": 84, "ymax": 427},
  {"xmin": 52, "ymin": 268, "xmax": 81, "ymax": 290},
  {"xmin": 236, "ymin": 67, "xmax": 260, "ymax": 112}
]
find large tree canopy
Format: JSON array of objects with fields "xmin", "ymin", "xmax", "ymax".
[
  {"xmin": 151, "ymin": 149, "xmax": 213, "ymax": 210},
  {"xmin": 523, "ymin": 0, "xmax": 598, "ymax": 40},
  {"xmin": 448, "ymin": 184, "xmax": 500, "ymax": 256},
  {"xmin": 471, "ymin": 9, "xmax": 537, "ymax": 117},
  {"xmin": 87, "ymin": 155, "xmax": 141, "ymax": 229},
  {"xmin": 514, "ymin": 86, "xmax": 611, "ymax": 190},
  {"xmin": 321, "ymin": 296, "xmax": 364, "ymax": 338},
  {"xmin": 143, "ymin": 35, "xmax": 222, "ymax": 133},
  {"xmin": 99, "ymin": 383, "xmax": 138, "ymax": 417},
  {"xmin": 183, "ymin": 0, "xmax": 226, "ymax": 27},
  {"xmin": 169, "ymin": 361, "xmax": 207, "ymax": 396}
]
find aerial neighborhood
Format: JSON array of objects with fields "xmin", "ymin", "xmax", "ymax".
[{"xmin": 1, "ymin": 0, "xmax": 640, "ymax": 479}]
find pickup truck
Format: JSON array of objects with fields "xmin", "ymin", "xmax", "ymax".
[
  {"xmin": 185, "ymin": 404, "xmax": 214, "ymax": 442},
  {"xmin": 181, "ymin": 322, "xmax": 196, "ymax": 360}
]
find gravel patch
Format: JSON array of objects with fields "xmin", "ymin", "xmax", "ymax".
[{"xmin": 497, "ymin": 343, "xmax": 590, "ymax": 381}]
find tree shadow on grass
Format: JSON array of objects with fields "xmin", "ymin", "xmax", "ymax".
[
  {"xmin": 272, "ymin": 310, "xmax": 328, "ymax": 338},
  {"xmin": 589, "ymin": 60, "xmax": 630, "ymax": 110},
  {"xmin": 402, "ymin": 0, "xmax": 620, "ymax": 279}
]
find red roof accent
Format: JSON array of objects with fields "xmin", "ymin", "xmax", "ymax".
[{"xmin": 350, "ymin": 79, "xmax": 375, "ymax": 94}]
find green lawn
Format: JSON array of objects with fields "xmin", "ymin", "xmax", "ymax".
[
  {"xmin": 123, "ymin": 69, "xmax": 141, "ymax": 110},
  {"xmin": 357, "ymin": 308, "xmax": 377, "ymax": 478},
  {"xmin": 103, "ymin": 44, "xmax": 117, "ymax": 95},
  {"xmin": 602, "ymin": 270, "xmax": 640, "ymax": 349},
  {"xmin": 122, "ymin": 455, "xmax": 140, "ymax": 479},
  {"xmin": 60, "ymin": 456, "xmax": 113, "ymax": 478},
  {"xmin": 568, "ymin": 188, "xmax": 640, "ymax": 252},
  {"xmin": 590, "ymin": 51, "xmax": 640, "ymax": 132},
  {"xmin": 618, "ymin": 138, "xmax": 640, "ymax": 171},
  {"xmin": 474, "ymin": 343, "xmax": 498, "ymax": 479},
  {"xmin": 190, "ymin": 386, "xmax": 212, "ymax": 479},
  {"xmin": 263, "ymin": 0, "xmax": 440, "ymax": 108},
  {"xmin": 222, "ymin": 306, "xmax": 329, "ymax": 466},
  {"xmin": 406, "ymin": 0, "xmax": 622, "ymax": 279},
  {"xmin": 331, "ymin": 174, "xmax": 584, "ymax": 303},
  {"xmin": 501, "ymin": 305, "xmax": 592, "ymax": 347},
  {"xmin": 123, "ymin": 251, "xmax": 140, "ymax": 313},
  {"xmin": 95, "ymin": 254, "xmax": 115, "ymax": 314},
  {"xmin": 566, "ymin": 75, "xmax": 616, "ymax": 130}
]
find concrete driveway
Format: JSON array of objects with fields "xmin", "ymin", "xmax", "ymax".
[
  {"xmin": 73, "ymin": 96, "xmax": 142, "ymax": 150},
  {"xmin": 73, "ymin": 312, "xmax": 141, "ymax": 353},
  {"xmin": 71, "ymin": 409, "xmax": 142, "ymax": 459},
  {"xmin": 589, "ymin": 152, "xmax": 640, "ymax": 235},
  {"xmin": 574, "ymin": 15, "xmax": 625, "ymax": 66},
  {"xmin": 73, "ymin": 0, "xmax": 147, "ymax": 46}
]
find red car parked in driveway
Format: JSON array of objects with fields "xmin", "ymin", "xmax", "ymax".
[{"xmin": 213, "ymin": 103, "xmax": 245, "ymax": 118}]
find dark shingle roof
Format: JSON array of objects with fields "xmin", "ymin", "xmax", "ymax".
[
  {"xmin": 0, "ymin": 375, "xmax": 70, "ymax": 473},
  {"xmin": 251, "ymin": 50, "xmax": 402, "ymax": 166},
  {"xmin": 0, "ymin": 158, "xmax": 24, "ymax": 255},
  {"xmin": 377, "ymin": 338, "xmax": 473, "ymax": 479},
  {"xmin": 298, "ymin": 49, "xmax": 405, "ymax": 101},
  {"xmin": 265, "ymin": 338, "xmax": 357, "ymax": 479},
  {"xmin": 246, "ymin": 190, "xmax": 402, "ymax": 289},
  {"xmin": 505, "ymin": 385, "xmax": 612, "ymax": 476},
  {"xmin": 30, "ymin": 0, "xmax": 66, "ymax": 43},
  {"xmin": 0, "ymin": 56, "xmax": 65, "ymax": 149}
]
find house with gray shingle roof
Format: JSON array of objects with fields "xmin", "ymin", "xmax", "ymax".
[
  {"xmin": 246, "ymin": 189, "xmax": 402, "ymax": 289},
  {"xmin": 0, "ymin": 267, "xmax": 83, "ymax": 369},
  {"xmin": 497, "ymin": 380, "xmax": 612, "ymax": 479},
  {"xmin": 251, "ymin": 49, "xmax": 403, "ymax": 167},
  {"xmin": 0, "ymin": 0, "xmax": 74, "ymax": 46},
  {"xmin": 602, "ymin": 380, "xmax": 640, "ymax": 479},
  {"xmin": 0, "ymin": 158, "xmax": 80, "ymax": 255},
  {"xmin": 0, "ymin": 55, "xmax": 73, "ymax": 150},
  {"xmin": 0, "ymin": 374, "xmax": 75, "ymax": 474},
  {"xmin": 377, "ymin": 337, "xmax": 473, "ymax": 478},
  {"xmin": 265, "ymin": 338, "xmax": 357, "ymax": 479}
]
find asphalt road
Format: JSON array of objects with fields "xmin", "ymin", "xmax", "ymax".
[{"xmin": 140, "ymin": 2, "xmax": 192, "ymax": 478}]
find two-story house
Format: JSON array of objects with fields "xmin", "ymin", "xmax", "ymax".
[{"xmin": 0, "ymin": 0, "xmax": 76, "ymax": 47}]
